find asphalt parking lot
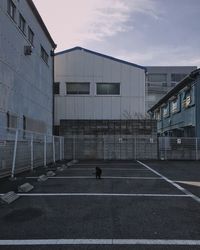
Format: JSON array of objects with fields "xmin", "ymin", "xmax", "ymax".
[{"xmin": 0, "ymin": 160, "xmax": 199, "ymax": 249}]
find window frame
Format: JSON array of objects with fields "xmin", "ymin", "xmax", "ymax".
[
  {"xmin": 7, "ymin": 0, "xmax": 16, "ymax": 21},
  {"xmin": 19, "ymin": 13, "xmax": 26, "ymax": 34},
  {"xmin": 28, "ymin": 26, "xmax": 34, "ymax": 45},
  {"xmin": 41, "ymin": 46, "xmax": 49, "ymax": 64},
  {"xmin": 66, "ymin": 82, "xmax": 90, "ymax": 95},
  {"xmin": 96, "ymin": 82, "xmax": 120, "ymax": 95}
]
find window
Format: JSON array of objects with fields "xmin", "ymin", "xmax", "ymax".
[
  {"xmin": 54, "ymin": 82, "xmax": 60, "ymax": 94},
  {"xmin": 147, "ymin": 74, "xmax": 167, "ymax": 83},
  {"xmin": 41, "ymin": 46, "xmax": 49, "ymax": 64},
  {"xmin": 7, "ymin": 112, "xmax": 17, "ymax": 128},
  {"xmin": 7, "ymin": 0, "xmax": 16, "ymax": 21},
  {"xmin": 162, "ymin": 82, "xmax": 167, "ymax": 87},
  {"xmin": 19, "ymin": 14, "xmax": 26, "ymax": 34},
  {"xmin": 28, "ymin": 26, "xmax": 34, "ymax": 45},
  {"xmin": 182, "ymin": 90, "xmax": 191, "ymax": 108},
  {"xmin": 96, "ymin": 83, "xmax": 120, "ymax": 95},
  {"xmin": 171, "ymin": 97, "xmax": 180, "ymax": 114},
  {"xmin": 171, "ymin": 73, "xmax": 187, "ymax": 82},
  {"xmin": 162, "ymin": 104, "xmax": 169, "ymax": 118},
  {"xmin": 171, "ymin": 82, "xmax": 176, "ymax": 87},
  {"xmin": 66, "ymin": 82, "xmax": 90, "ymax": 95}
]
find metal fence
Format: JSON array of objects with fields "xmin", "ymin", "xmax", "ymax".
[
  {"xmin": 64, "ymin": 135, "xmax": 158, "ymax": 160},
  {"xmin": 0, "ymin": 127, "xmax": 64, "ymax": 178},
  {"xmin": 64, "ymin": 135, "xmax": 200, "ymax": 161}
]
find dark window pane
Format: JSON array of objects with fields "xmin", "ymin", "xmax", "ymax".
[
  {"xmin": 54, "ymin": 82, "xmax": 60, "ymax": 94},
  {"xmin": 66, "ymin": 83, "xmax": 90, "ymax": 94},
  {"xmin": 41, "ymin": 46, "xmax": 49, "ymax": 64},
  {"xmin": 19, "ymin": 14, "xmax": 26, "ymax": 34},
  {"xmin": 147, "ymin": 74, "xmax": 167, "ymax": 82},
  {"xmin": 96, "ymin": 83, "xmax": 120, "ymax": 95},
  {"xmin": 7, "ymin": 0, "xmax": 16, "ymax": 20},
  {"xmin": 28, "ymin": 27, "xmax": 34, "ymax": 45},
  {"xmin": 171, "ymin": 73, "xmax": 187, "ymax": 82}
]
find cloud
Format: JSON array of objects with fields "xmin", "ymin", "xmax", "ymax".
[
  {"xmin": 33, "ymin": 0, "xmax": 159, "ymax": 50},
  {"xmin": 116, "ymin": 45, "xmax": 199, "ymax": 67}
]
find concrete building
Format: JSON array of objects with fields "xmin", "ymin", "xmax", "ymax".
[
  {"xmin": 146, "ymin": 66, "xmax": 197, "ymax": 111},
  {"xmin": 148, "ymin": 68, "xmax": 200, "ymax": 137},
  {"xmin": 0, "ymin": 0, "xmax": 56, "ymax": 136},
  {"xmin": 54, "ymin": 47, "xmax": 157, "ymax": 136}
]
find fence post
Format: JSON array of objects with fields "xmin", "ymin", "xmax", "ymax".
[
  {"xmin": 11, "ymin": 129, "xmax": 18, "ymax": 178},
  {"xmin": 44, "ymin": 135, "xmax": 47, "ymax": 167},
  {"xmin": 73, "ymin": 135, "xmax": 76, "ymax": 161},
  {"xmin": 59, "ymin": 137, "xmax": 62, "ymax": 161},
  {"xmin": 31, "ymin": 134, "xmax": 33, "ymax": 171},
  {"xmin": 134, "ymin": 137, "xmax": 137, "ymax": 160},
  {"xmin": 63, "ymin": 137, "xmax": 65, "ymax": 159},
  {"xmin": 195, "ymin": 138, "xmax": 198, "ymax": 161},
  {"xmin": 53, "ymin": 136, "xmax": 55, "ymax": 163}
]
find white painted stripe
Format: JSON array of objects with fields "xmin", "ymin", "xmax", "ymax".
[
  {"xmin": 26, "ymin": 176, "xmax": 161, "ymax": 180},
  {"xmin": 75, "ymin": 163, "xmax": 137, "ymax": 166},
  {"xmin": 137, "ymin": 161, "xmax": 200, "ymax": 204},
  {"xmin": 0, "ymin": 193, "xmax": 190, "ymax": 197},
  {"xmin": 0, "ymin": 239, "xmax": 200, "ymax": 246},
  {"xmin": 66, "ymin": 168, "xmax": 147, "ymax": 171}
]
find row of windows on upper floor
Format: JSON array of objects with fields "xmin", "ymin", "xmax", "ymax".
[
  {"xmin": 147, "ymin": 73, "xmax": 187, "ymax": 84},
  {"xmin": 154, "ymin": 88, "xmax": 194, "ymax": 120},
  {"xmin": 54, "ymin": 82, "xmax": 120, "ymax": 95},
  {"xmin": 7, "ymin": 0, "xmax": 49, "ymax": 64}
]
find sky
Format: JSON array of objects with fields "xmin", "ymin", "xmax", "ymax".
[{"xmin": 33, "ymin": 0, "xmax": 200, "ymax": 67}]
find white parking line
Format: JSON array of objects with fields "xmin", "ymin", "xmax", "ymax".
[
  {"xmin": 137, "ymin": 161, "xmax": 200, "ymax": 204},
  {"xmin": 66, "ymin": 168, "xmax": 148, "ymax": 171},
  {"xmin": 0, "ymin": 239, "xmax": 200, "ymax": 245},
  {"xmin": 0, "ymin": 193, "xmax": 190, "ymax": 197},
  {"xmin": 26, "ymin": 176, "xmax": 161, "ymax": 180}
]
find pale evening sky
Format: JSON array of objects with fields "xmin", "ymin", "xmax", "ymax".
[{"xmin": 33, "ymin": 0, "xmax": 200, "ymax": 67}]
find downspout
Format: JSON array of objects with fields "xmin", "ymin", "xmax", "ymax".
[{"xmin": 51, "ymin": 47, "xmax": 56, "ymax": 135}]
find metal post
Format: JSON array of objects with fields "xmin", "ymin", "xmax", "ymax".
[
  {"xmin": 134, "ymin": 137, "xmax": 137, "ymax": 160},
  {"xmin": 59, "ymin": 137, "xmax": 62, "ymax": 161},
  {"xmin": 44, "ymin": 135, "xmax": 47, "ymax": 166},
  {"xmin": 31, "ymin": 134, "xmax": 33, "ymax": 171},
  {"xmin": 73, "ymin": 135, "xmax": 76, "ymax": 161},
  {"xmin": 195, "ymin": 138, "xmax": 198, "ymax": 161},
  {"xmin": 11, "ymin": 129, "xmax": 18, "ymax": 178},
  {"xmin": 62, "ymin": 137, "xmax": 65, "ymax": 159},
  {"xmin": 53, "ymin": 136, "xmax": 55, "ymax": 163}
]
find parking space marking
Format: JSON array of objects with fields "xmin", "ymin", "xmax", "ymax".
[
  {"xmin": 26, "ymin": 176, "xmax": 161, "ymax": 180},
  {"xmin": 65, "ymin": 168, "xmax": 148, "ymax": 171},
  {"xmin": 0, "ymin": 239, "xmax": 200, "ymax": 246},
  {"xmin": 137, "ymin": 161, "xmax": 200, "ymax": 204},
  {"xmin": 0, "ymin": 193, "xmax": 190, "ymax": 197}
]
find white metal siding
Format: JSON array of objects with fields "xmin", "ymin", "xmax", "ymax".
[
  {"xmin": 54, "ymin": 49, "xmax": 145, "ymax": 125},
  {"xmin": 0, "ymin": 0, "xmax": 53, "ymax": 134}
]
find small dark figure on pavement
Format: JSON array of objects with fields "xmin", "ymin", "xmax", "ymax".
[{"xmin": 95, "ymin": 167, "xmax": 102, "ymax": 179}]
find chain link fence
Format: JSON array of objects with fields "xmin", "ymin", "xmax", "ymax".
[{"xmin": 0, "ymin": 127, "xmax": 64, "ymax": 178}]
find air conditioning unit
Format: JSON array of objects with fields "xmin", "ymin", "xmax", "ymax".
[{"xmin": 24, "ymin": 45, "xmax": 33, "ymax": 55}]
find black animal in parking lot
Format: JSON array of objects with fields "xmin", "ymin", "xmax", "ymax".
[{"xmin": 95, "ymin": 167, "xmax": 102, "ymax": 179}]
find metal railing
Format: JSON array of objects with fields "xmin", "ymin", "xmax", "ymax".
[
  {"xmin": 63, "ymin": 135, "xmax": 200, "ymax": 161},
  {"xmin": 0, "ymin": 127, "xmax": 64, "ymax": 178}
]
